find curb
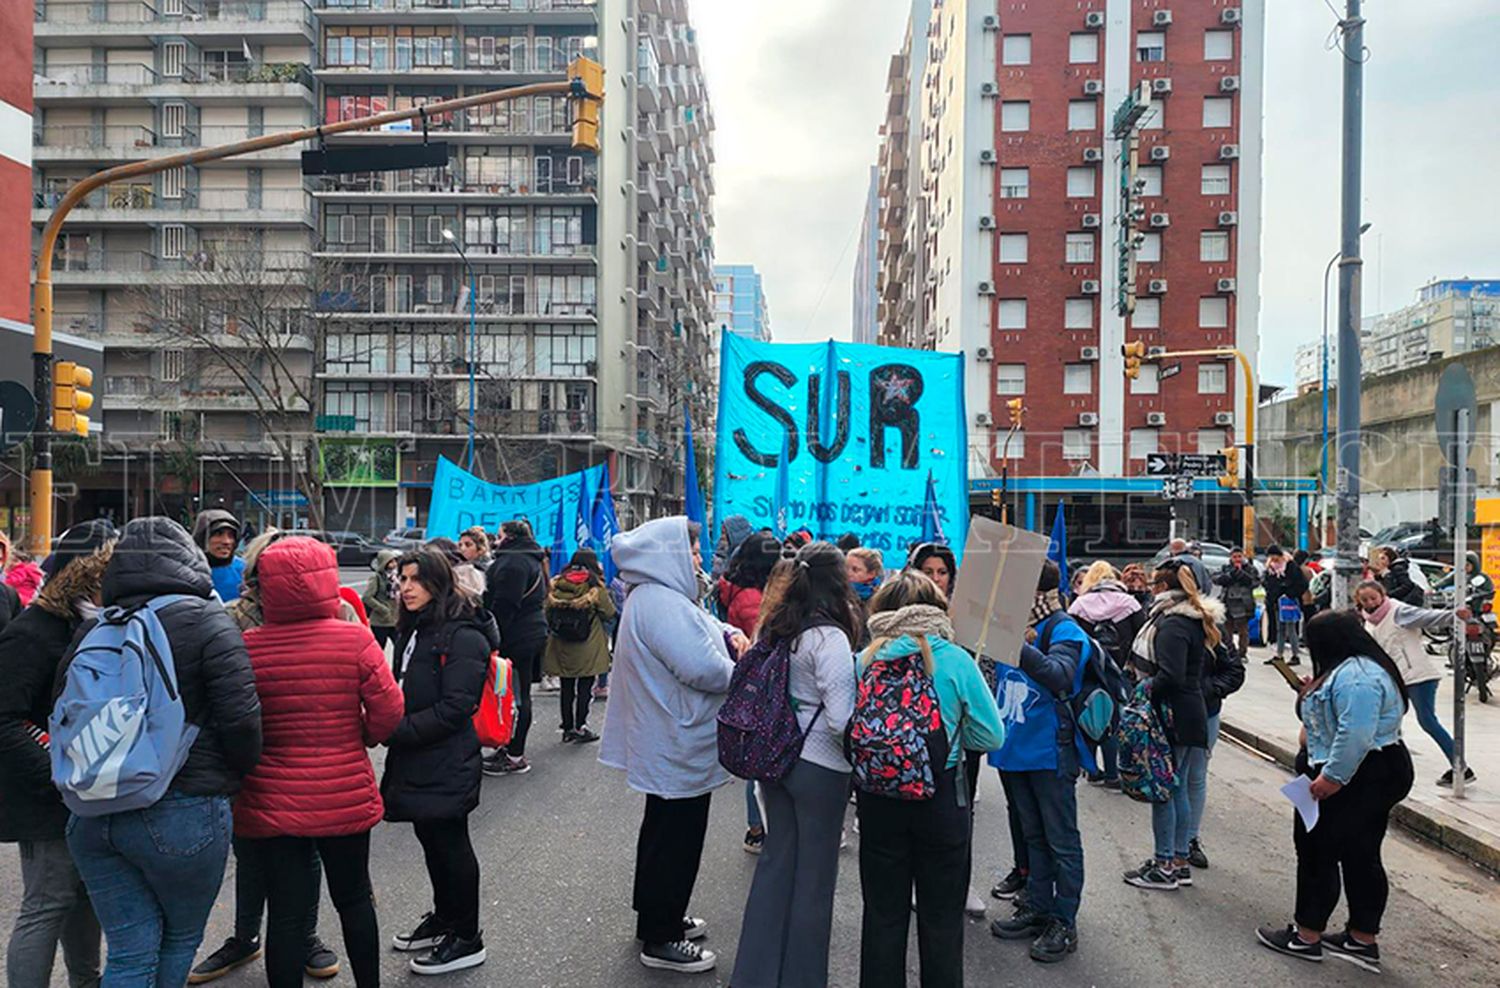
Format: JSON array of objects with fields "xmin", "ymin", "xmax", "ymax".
[{"xmin": 1219, "ymin": 717, "xmax": 1500, "ymax": 877}]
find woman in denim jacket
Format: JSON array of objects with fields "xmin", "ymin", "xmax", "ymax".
[{"xmin": 1257, "ymin": 611, "xmax": 1413, "ymax": 974}]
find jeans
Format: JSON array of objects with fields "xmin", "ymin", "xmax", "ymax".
[
  {"xmin": 7, "ymin": 838, "xmax": 101, "ymax": 988},
  {"xmin": 67, "ymin": 792, "xmax": 233, "ymax": 988},
  {"xmin": 559, "ymin": 675, "xmax": 596, "ymax": 732},
  {"xmin": 745, "ymin": 781, "xmax": 764, "ymax": 831},
  {"xmin": 1152, "ymin": 746, "xmax": 1207, "ymax": 861},
  {"xmin": 505, "ymin": 641, "xmax": 544, "ymax": 758},
  {"xmin": 1276, "ymin": 616, "xmax": 1301, "ymax": 658},
  {"xmin": 633, "ymin": 793, "xmax": 712, "ymax": 944},
  {"xmin": 412, "ymin": 817, "xmax": 480, "ymax": 940},
  {"xmin": 1225, "ymin": 617, "xmax": 1251, "ymax": 658},
  {"xmin": 1002, "ymin": 769, "xmax": 1084, "ymax": 926},
  {"xmin": 1406, "ymin": 679, "xmax": 1456, "ymax": 763},
  {"xmin": 1187, "ymin": 714, "xmax": 1221, "ymax": 844}
]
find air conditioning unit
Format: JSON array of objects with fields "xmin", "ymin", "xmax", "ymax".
[
  {"xmin": 1222, "ymin": 8, "xmax": 1243, "ymax": 25},
  {"xmin": 1083, "ymin": 147, "xmax": 1103, "ymax": 163},
  {"xmin": 975, "ymin": 345, "xmax": 994, "ymax": 361},
  {"xmin": 1147, "ymin": 345, "xmax": 1167, "ymax": 357},
  {"xmin": 978, "ymin": 215, "xmax": 996, "ymax": 230},
  {"xmin": 1084, "ymin": 11, "xmax": 1105, "ymax": 29},
  {"xmin": 1148, "ymin": 278, "xmax": 1169, "ymax": 294},
  {"xmin": 980, "ymin": 81, "xmax": 998, "ymax": 97},
  {"xmin": 1151, "ymin": 78, "xmax": 1173, "ymax": 94},
  {"xmin": 1214, "ymin": 411, "xmax": 1235, "ymax": 426},
  {"xmin": 979, "ymin": 149, "xmax": 997, "ymax": 164},
  {"xmin": 1082, "ymin": 279, "xmax": 1101, "ymax": 295},
  {"xmin": 1079, "ymin": 346, "xmax": 1100, "ymax": 361},
  {"xmin": 1146, "ymin": 411, "xmax": 1168, "ymax": 426},
  {"xmin": 1081, "ymin": 213, "xmax": 1101, "ymax": 228},
  {"xmin": 1220, "ymin": 144, "xmax": 1241, "ymax": 160},
  {"xmin": 1078, "ymin": 412, "xmax": 1100, "ymax": 427},
  {"xmin": 1220, "ymin": 76, "xmax": 1241, "ymax": 93},
  {"xmin": 1217, "ymin": 277, "xmax": 1238, "ymax": 293},
  {"xmin": 1083, "ymin": 79, "xmax": 1104, "ymax": 96},
  {"xmin": 977, "ymin": 280, "xmax": 995, "ymax": 295},
  {"xmin": 976, "ymin": 411, "xmax": 994, "ymax": 427},
  {"xmin": 1153, "ymin": 10, "xmax": 1173, "ymax": 26},
  {"xmin": 1218, "ymin": 210, "xmax": 1239, "ymax": 226},
  {"xmin": 1150, "ymin": 212, "xmax": 1170, "ymax": 227},
  {"xmin": 982, "ymin": 14, "xmax": 999, "ymax": 30},
  {"xmin": 1150, "ymin": 145, "xmax": 1171, "ymax": 161}
]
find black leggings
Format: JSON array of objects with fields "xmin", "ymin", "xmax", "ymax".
[
  {"xmin": 560, "ymin": 676, "xmax": 596, "ymax": 732},
  {"xmin": 413, "ymin": 817, "xmax": 480, "ymax": 939},
  {"xmin": 246, "ymin": 831, "xmax": 379, "ymax": 988},
  {"xmin": 507, "ymin": 642, "xmax": 544, "ymax": 758}
]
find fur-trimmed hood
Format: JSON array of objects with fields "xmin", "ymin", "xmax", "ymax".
[
  {"xmin": 1149, "ymin": 591, "xmax": 1226, "ymax": 625},
  {"xmin": 547, "ymin": 572, "xmax": 601, "ymax": 610},
  {"xmin": 36, "ymin": 543, "xmax": 114, "ymax": 618}
]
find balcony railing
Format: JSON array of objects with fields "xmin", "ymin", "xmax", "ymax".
[
  {"xmin": 314, "ymin": 0, "xmax": 595, "ymax": 12},
  {"xmin": 313, "ymin": 173, "xmax": 596, "ymax": 197},
  {"xmin": 182, "ymin": 61, "xmax": 314, "ymax": 86},
  {"xmin": 36, "ymin": 60, "xmax": 311, "ymax": 88},
  {"xmin": 35, "ymin": 1, "xmax": 158, "ymax": 24},
  {"xmin": 317, "ymin": 234, "xmax": 595, "ymax": 259},
  {"xmin": 38, "ymin": 0, "xmax": 314, "ymax": 24},
  {"xmin": 35, "ymin": 185, "xmax": 310, "ymax": 212},
  {"xmin": 46, "ymin": 248, "xmax": 313, "ymax": 274},
  {"xmin": 473, "ymin": 408, "xmax": 595, "ymax": 438},
  {"xmin": 34, "ymin": 124, "xmax": 159, "ymax": 148}
]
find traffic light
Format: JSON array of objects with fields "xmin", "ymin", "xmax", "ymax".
[
  {"xmin": 53, "ymin": 361, "xmax": 93, "ymax": 437},
  {"xmin": 1121, "ymin": 340, "xmax": 1148, "ymax": 380},
  {"xmin": 1218, "ymin": 446, "xmax": 1240, "ymax": 489},
  {"xmin": 567, "ymin": 56, "xmax": 605, "ymax": 153},
  {"xmin": 1006, "ymin": 398, "xmax": 1024, "ymax": 427}
]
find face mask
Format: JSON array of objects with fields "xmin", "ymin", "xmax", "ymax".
[{"xmin": 852, "ymin": 579, "xmax": 878, "ymax": 601}]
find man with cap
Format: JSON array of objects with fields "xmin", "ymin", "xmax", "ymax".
[
  {"xmin": 0, "ymin": 519, "xmax": 117, "ymax": 988},
  {"xmin": 193, "ymin": 509, "xmax": 246, "ymax": 602}
]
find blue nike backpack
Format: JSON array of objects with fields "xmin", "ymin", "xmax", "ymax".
[{"xmin": 49, "ymin": 595, "xmax": 200, "ymax": 817}]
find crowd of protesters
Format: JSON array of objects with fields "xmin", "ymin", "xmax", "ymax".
[{"xmin": 0, "ymin": 504, "xmax": 1473, "ymax": 986}]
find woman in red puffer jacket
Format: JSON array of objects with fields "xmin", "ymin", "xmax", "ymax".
[{"xmin": 235, "ymin": 537, "xmax": 404, "ymax": 988}]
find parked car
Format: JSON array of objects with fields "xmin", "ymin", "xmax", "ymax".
[
  {"xmin": 382, "ymin": 527, "xmax": 426, "ymax": 551},
  {"xmin": 287, "ymin": 529, "xmax": 385, "ymax": 568}
]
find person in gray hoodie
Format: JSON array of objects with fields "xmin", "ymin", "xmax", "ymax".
[{"xmin": 598, "ymin": 517, "xmax": 749, "ymax": 975}]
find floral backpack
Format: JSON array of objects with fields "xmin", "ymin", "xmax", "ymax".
[
  {"xmin": 846, "ymin": 650, "xmax": 949, "ymax": 800},
  {"xmin": 1114, "ymin": 681, "xmax": 1177, "ymax": 803}
]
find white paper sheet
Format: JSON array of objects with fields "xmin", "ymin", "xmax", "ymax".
[{"xmin": 1280, "ymin": 775, "xmax": 1321, "ymax": 831}]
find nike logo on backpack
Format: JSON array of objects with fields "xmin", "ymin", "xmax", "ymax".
[{"xmin": 64, "ymin": 697, "xmax": 146, "ymax": 801}]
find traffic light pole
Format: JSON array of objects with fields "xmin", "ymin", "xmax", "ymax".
[{"xmin": 27, "ymin": 71, "xmax": 599, "ymax": 554}]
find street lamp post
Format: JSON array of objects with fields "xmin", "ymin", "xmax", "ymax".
[
  {"xmin": 442, "ymin": 229, "xmax": 478, "ymax": 473},
  {"xmin": 1320, "ymin": 222, "xmax": 1371, "ymax": 549}
]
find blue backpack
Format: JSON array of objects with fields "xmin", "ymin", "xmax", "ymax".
[
  {"xmin": 1037, "ymin": 614, "xmax": 1129, "ymax": 744},
  {"xmin": 49, "ymin": 595, "xmax": 200, "ymax": 817},
  {"xmin": 717, "ymin": 636, "xmax": 824, "ymax": 784}
]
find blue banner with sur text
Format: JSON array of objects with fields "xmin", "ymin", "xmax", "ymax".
[
  {"xmin": 426, "ymin": 456, "xmax": 606, "ymax": 556},
  {"xmin": 712, "ymin": 332, "xmax": 969, "ymax": 559}
]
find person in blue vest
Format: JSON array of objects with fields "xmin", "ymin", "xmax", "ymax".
[
  {"xmin": 988, "ymin": 560, "xmax": 1090, "ymax": 965},
  {"xmin": 193, "ymin": 509, "xmax": 246, "ymax": 603}
]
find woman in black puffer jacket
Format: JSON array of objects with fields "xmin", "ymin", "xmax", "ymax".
[{"xmin": 383, "ymin": 547, "xmax": 495, "ymax": 976}]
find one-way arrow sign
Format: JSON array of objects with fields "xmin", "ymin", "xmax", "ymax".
[
  {"xmin": 1145, "ymin": 453, "xmax": 1177, "ymax": 476},
  {"xmin": 1145, "ymin": 452, "xmax": 1227, "ymax": 477}
]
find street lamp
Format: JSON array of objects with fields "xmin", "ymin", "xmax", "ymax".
[
  {"xmin": 442, "ymin": 228, "xmax": 478, "ymax": 472},
  {"xmin": 1320, "ymin": 221, "xmax": 1371, "ymax": 547}
]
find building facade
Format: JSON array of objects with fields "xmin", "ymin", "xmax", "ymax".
[
  {"xmin": 873, "ymin": 2, "xmax": 930, "ymax": 352},
  {"xmin": 851, "ymin": 165, "xmax": 879, "ymax": 345},
  {"xmin": 712, "ymin": 263, "xmax": 769, "ymax": 343},
  {"xmin": 2, "ymin": 2, "xmax": 31, "ymax": 332},
  {"xmin": 1361, "ymin": 279, "xmax": 1500, "ymax": 377}
]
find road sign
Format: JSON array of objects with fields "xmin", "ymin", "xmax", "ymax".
[
  {"xmin": 1145, "ymin": 453, "xmax": 1176, "ymax": 476},
  {"xmin": 1158, "ymin": 475, "xmax": 1195, "ymax": 501},
  {"xmin": 1145, "ymin": 452, "xmax": 1226, "ymax": 478},
  {"xmin": 1439, "ymin": 466, "xmax": 1478, "ymax": 529},
  {"xmin": 1159, "ymin": 362, "xmax": 1182, "ymax": 380},
  {"xmin": 1435, "ymin": 363, "xmax": 1478, "ymax": 465},
  {"xmin": 302, "ymin": 141, "xmax": 449, "ymax": 176},
  {"xmin": 0, "ymin": 380, "xmax": 35, "ymax": 452}
]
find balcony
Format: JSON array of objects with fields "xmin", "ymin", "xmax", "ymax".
[
  {"xmin": 33, "ymin": 124, "xmax": 310, "ymax": 164},
  {"xmin": 313, "ymin": 0, "xmax": 597, "ymax": 26},
  {"xmin": 34, "ymin": 61, "xmax": 314, "ymax": 105},
  {"xmin": 314, "ymin": 47, "xmax": 587, "ymax": 86},
  {"xmin": 314, "ymin": 233, "xmax": 595, "ymax": 263},
  {"xmin": 472, "ymin": 408, "xmax": 595, "ymax": 439},
  {"xmin": 33, "ymin": 185, "xmax": 313, "ymax": 225},
  {"xmin": 101, "ymin": 375, "xmax": 312, "ymax": 413},
  {"xmin": 42, "ymin": 248, "xmax": 312, "ymax": 286},
  {"xmin": 311, "ymin": 173, "xmax": 597, "ymax": 204},
  {"xmin": 35, "ymin": 1, "xmax": 315, "ymax": 45}
]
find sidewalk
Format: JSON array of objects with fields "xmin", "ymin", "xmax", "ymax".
[{"xmin": 1221, "ymin": 643, "xmax": 1500, "ymax": 875}]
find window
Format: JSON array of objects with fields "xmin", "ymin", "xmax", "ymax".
[
  {"xmin": 1136, "ymin": 31, "xmax": 1165, "ymax": 62},
  {"xmin": 1131, "ymin": 363, "xmax": 1160, "ymax": 394},
  {"xmin": 998, "ymin": 233, "xmax": 1029, "ymax": 263},
  {"xmin": 999, "ymin": 167, "xmax": 1030, "ymax": 199},
  {"xmin": 426, "ymin": 215, "xmax": 444, "ymax": 245},
  {"xmin": 1204, "ymin": 30, "xmax": 1235, "ymax": 61},
  {"xmin": 1137, "ymin": 165, "xmax": 1163, "ymax": 196},
  {"xmin": 1066, "ymin": 167, "xmax": 1096, "ymax": 197},
  {"xmin": 163, "ymin": 41, "xmax": 186, "ymax": 77},
  {"xmin": 1002, "ymin": 34, "xmax": 1031, "ymax": 65},
  {"xmin": 161, "ymin": 224, "xmax": 186, "ymax": 259},
  {"xmin": 1063, "ymin": 363, "xmax": 1092, "ymax": 394},
  {"xmin": 1065, "ymin": 232, "xmax": 1095, "ymax": 263},
  {"xmin": 1203, "ymin": 97, "xmax": 1234, "ymax": 128},
  {"xmin": 1133, "ymin": 297, "xmax": 1161, "ymax": 328},
  {"xmin": 1201, "ymin": 163, "xmax": 1231, "ymax": 195},
  {"xmin": 162, "ymin": 103, "xmax": 186, "ymax": 139},
  {"xmin": 1198, "ymin": 363, "xmax": 1228, "ymax": 394},
  {"xmin": 1065, "ymin": 298, "xmax": 1093, "ymax": 329},
  {"xmin": 1129, "ymin": 428, "xmax": 1160, "ymax": 460},
  {"xmin": 1136, "ymin": 231, "xmax": 1162, "ymax": 263},
  {"xmin": 1199, "ymin": 297, "xmax": 1230, "ymax": 328},
  {"xmin": 998, "ymin": 430, "xmax": 1025, "ymax": 460},
  {"xmin": 999, "ymin": 299, "xmax": 1028, "ymax": 330},
  {"xmin": 1069, "ymin": 32, "xmax": 1099, "ymax": 63},
  {"xmin": 1200, "ymin": 231, "xmax": 1230, "ymax": 262},
  {"xmin": 1197, "ymin": 428, "xmax": 1228, "ymax": 456},
  {"xmin": 1067, "ymin": 100, "xmax": 1098, "ymax": 131},
  {"xmin": 161, "ymin": 349, "xmax": 184, "ymax": 382},
  {"xmin": 996, "ymin": 363, "xmax": 1026, "ymax": 394},
  {"xmin": 1140, "ymin": 105, "xmax": 1165, "ymax": 130},
  {"xmin": 1001, "ymin": 101, "xmax": 1031, "ymax": 132},
  {"xmin": 161, "ymin": 167, "xmax": 184, "ymax": 200},
  {"xmin": 1062, "ymin": 429, "xmax": 1093, "ymax": 460}
]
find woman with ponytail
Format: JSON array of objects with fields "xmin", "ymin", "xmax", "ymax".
[{"xmin": 1123, "ymin": 560, "xmax": 1223, "ymax": 892}]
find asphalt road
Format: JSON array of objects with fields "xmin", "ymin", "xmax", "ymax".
[{"xmin": 2, "ymin": 695, "xmax": 1498, "ymax": 987}]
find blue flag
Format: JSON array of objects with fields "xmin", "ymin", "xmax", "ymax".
[
  {"xmin": 1048, "ymin": 503, "xmax": 1069, "ymax": 600},
  {"xmin": 551, "ymin": 490, "xmax": 569, "ymax": 575},
  {"xmin": 773, "ymin": 429, "xmax": 791, "ymax": 539},
  {"xmin": 591, "ymin": 463, "xmax": 621, "ymax": 582},
  {"xmin": 683, "ymin": 403, "xmax": 711, "ymax": 568},
  {"xmin": 920, "ymin": 471, "xmax": 947, "ymax": 545}
]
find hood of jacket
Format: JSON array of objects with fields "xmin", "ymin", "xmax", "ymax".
[
  {"xmin": 191, "ymin": 508, "xmax": 240, "ymax": 546},
  {"xmin": 256, "ymin": 537, "xmax": 341, "ymax": 624},
  {"xmin": 1068, "ymin": 584, "xmax": 1141, "ymax": 624},
  {"xmin": 547, "ymin": 571, "xmax": 599, "ymax": 609},
  {"xmin": 35, "ymin": 542, "xmax": 115, "ymax": 618},
  {"xmin": 372, "ymin": 548, "xmax": 400, "ymax": 572},
  {"xmin": 613, "ymin": 516, "xmax": 698, "ymax": 600},
  {"xmin": 720, "ymin": 515, "xmax": 753, "ymax": 555},
  {"xmin": 496, "ymin": 533, "xmax": 546, "ymax": 561},
  {"xmin": 102, "ymin": 517, "xmax": 213, "ymax": 606}
]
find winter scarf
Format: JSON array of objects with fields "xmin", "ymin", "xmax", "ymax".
[
  {"xmin": 852, "ymin": 579, "xmax": 878, "ymax": 602},
  {"xmin": 867, "ymin": 603, "xmax": 955, "ymax": 644},
  {"xmin": 1363, "ymin": 595, "xmax": 1396, "ymax": 627},
  {"xmin": 1029, "ymin": 588, "xmax": 1064, "ymax": 627}
]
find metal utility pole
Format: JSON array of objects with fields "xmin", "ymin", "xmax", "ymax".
[{"xmin": 1332, "ymin": 0, "xmax": 1366, "ymax": 610}]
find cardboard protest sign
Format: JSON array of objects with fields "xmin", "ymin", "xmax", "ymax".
[{"xmin": 949, "ymin": 516, "xmax": 1051, "ymax": 668}]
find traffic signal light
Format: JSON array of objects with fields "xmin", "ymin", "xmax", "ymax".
[
  {"xmin": 53, "ymin": 361, "xmax": 93, "ymax": 437},
  {"xmin": 567, "ymin": 56, "xmax": 604, "ymax": 153},
  {"xmin": 1121, "ymin": 340, "xmax": 1148, "ymax": 380},
  {"xmin": 1218, "ymin": 446, "xmax": 1240, "ymax": 489},
  {"xmin": 1005, "ymin": 398, "xmax": 1024, "ymax": 427}
]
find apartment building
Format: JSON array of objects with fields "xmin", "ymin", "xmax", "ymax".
[
  {"xmin": 1360, "ymin": 279, "xmax": 1500, "ymax": 377},
  {"xmin": 851, "ymin": 165, "xmax": 879, "ymax": 345},
  {"xmin": 2, "ymin": 4, "xmax": 31, "ymax": 334},
  {"xmin": 713, "ymin": 263, "xmax": 769, "ymax": 343},
  {"xmin": 873, "ymin": 1, "xmax": 930, "ymax": 351}
]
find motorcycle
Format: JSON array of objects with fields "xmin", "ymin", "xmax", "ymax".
[{"xmin": 1422, "ymin": 581, "xmax": 1496, "ymax": 703}]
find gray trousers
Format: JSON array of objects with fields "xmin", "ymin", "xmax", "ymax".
[
  {"xmin": 731, "ymin": 760, "xmax": 851, "ymax": 988},
  {"xmin": 7, "ymin": 838, "xmax": 101, "ymax": 988}
]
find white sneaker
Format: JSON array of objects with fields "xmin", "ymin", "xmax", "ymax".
[{"xmin": 965, "ymin": 887, "xmax": 988, "ymax": 918}]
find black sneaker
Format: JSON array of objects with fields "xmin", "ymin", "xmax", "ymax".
[
  {"xmin": 990, "ymin": 906, "xmax": 1048, "ymax": 940},
  {"xmin": 482, "ymin": 753, "xmax": 530, "ymax": 777},
  {"xmin": 990, "ymin": 867, "xmax": 1026, "ymax": 900},
  {"xmin": 304, "ymin": 938, "xmax": 339, "ymax": 979},
  {"xmin": 1323, "ymin": 931, "xmax": 1381, "ymax": 973},
  {"xmin": 1256, "ymin": 924, "xmax": 1323, "ymax": 963},
  {"xmin": 561, "ymin": 729, "xmax": 577, "ymax": 743},
  {"xmin": 1102, "ymin": 778, "xmax": 1123, "ymax": 793},
  {"xmin": 188, "ymin": 936, "xmax": 262, "ymax": 983},
  {"xmin": 743, "ymin": 828, "xmax": 765, "ymax": 854},
  {"xmin": 1086, "ymin": 771, "xmax": 1106, "ymax": 785},
  {"xmin": 1029, "ymin": 919, "xmax": 1078, "ymax": 964},
  {"xmin": 571, "ymin": 726, "xmax": 600, "ymax": 744},
  {"xmin": 1123, "ymin": 860, "xmax": 1179, "ymax": 891},
  {"xmin": 1175, "ymin": 865, "xmax": 1193, "ymax": 887},
  {"xmin": 639, "ymin": 939, "xmax": 716, "ymax": 973},
  {"xmin": 1436, "ymin": 767, "xmax": 1477, "ymax": 786},
  {"xmin": 410, "ymin": 932, "xmax": 486, "ymax": 975},
  {"xmin": 681, "ymin": 916, "xmax": 708, "ymax": 941},
  {"xmin": 392, "ymin": 913, "xmax": 450, "ymax": 953},
  {"xmin": 1188, "ymin": 838, "xmax": 1210, "ymax": 869}
]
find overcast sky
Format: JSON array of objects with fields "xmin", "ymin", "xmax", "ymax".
[{"xmin": 688, "ymin": 0, "xmax": 1500, "ymax": 386}]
